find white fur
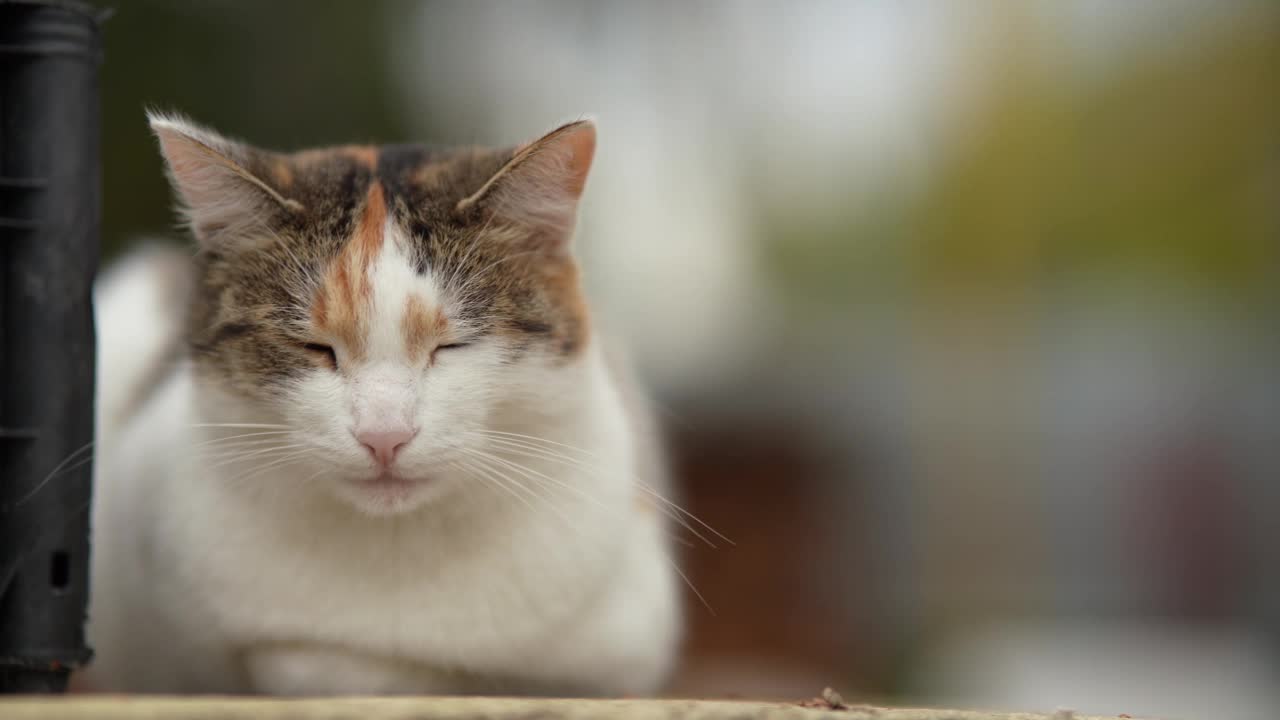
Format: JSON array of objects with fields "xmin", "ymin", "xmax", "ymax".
[
  {"xmin": 85, "ymin": 225, "xmax": 680, "ymax": 694},
  {"xmin": 93, "ymin": 243, "xmax": 188, "ymax": 441}
]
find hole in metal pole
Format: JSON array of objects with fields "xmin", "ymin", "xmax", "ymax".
[{"xmin": 50, "ymin": 550, "xmax": 70, "ymax": 591}]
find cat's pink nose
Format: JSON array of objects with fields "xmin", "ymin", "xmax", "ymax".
[{"xmin": 356, "ymin": 429, "xmax": 416, "ymax": 467}]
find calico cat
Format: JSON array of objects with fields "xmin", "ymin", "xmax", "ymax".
[{"xmin": 83, "ymin": 113, "xmax": 680, "ymax": 695}]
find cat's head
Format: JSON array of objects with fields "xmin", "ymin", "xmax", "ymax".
[{"xmin": 150, "ymin": 111, "xmax": 598, "ymax": 515}]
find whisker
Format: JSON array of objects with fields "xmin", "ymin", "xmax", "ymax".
[
  {"xmin": 463, "ymin": 448, "xmax": 586, "ymax": 520},
  {"xmin": 202, "ymin": 443, "xmax": 311, "ymax": 469},
  {"xmin": 633, "ymin": 481, "xmax": 736, "ymax": 547},
  {"xmin": 193, "ymin": 430, "xmax": 298, "ymax": 448},
  {"xmin": 460, "ymin": 444, "xmax": 700, "ymax": 553},
  {"xmin": 301, "ymin": 467, "xmax": 335, "ymax": 484},
  {"xmin": 450, "ymin": 455, "xmax": 616, "ymax": 570},
  {"xmin": 670, "ymin": 553, "xmax": 716, "ymax": 615},
  {"xmin": 11, "ymin": 440, "xmax": 96, "ymax": 508},
  {"xmin": 667, "ymin": 534, "xmax": 696, "ymax": 549},
  {"xmin": 474, "ymin": 433, "xmax": 730, "ymax": 548},
  {"xmin": 190, "ymin": 422, "xmax": 292, "ymax": 429},
  {"xmin": 450, "ymin": 456, "xmax": 548, "ymax": 520},
  {"xmin": 31, "ymin": 454, "xmax": 97, "ymax": 493},
  {"xmin": 461, "ymin": 446, "xmax": 715, "ymax": 614},
  {"xmin": 459, "ymin": 445, "xmax": 618, "ymax": 520},
  {"xmin": 226, "ymin": 449, "xmax": 316, "ymax": 484},
  {"xmin": 196, "ymin": 438, "xmax": 302, "ymax": 457},
  {"xmin": 195, "ymin": 435, "xmax": 301, "ymax": 450},
  {"xmin": 484, "ymin": 430, "xmax": 733, "ymax": 545}
]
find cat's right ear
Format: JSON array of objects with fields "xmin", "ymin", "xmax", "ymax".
[{"xmin": 148, "ymin": 111, "xmax": 301, "ymax": 247}]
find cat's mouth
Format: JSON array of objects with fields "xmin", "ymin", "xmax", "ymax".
[
  {"xmin": 356, "ymin": 471, "xmax": 425, "ymax": 489},
  {"xmin": 336, "ymin": 470, "xmax": 440, "ymax": 515}
]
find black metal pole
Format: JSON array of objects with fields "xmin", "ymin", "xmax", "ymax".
[{"xmin": 0, "ymin": 0, "xmax": 102, "ymax": 693}]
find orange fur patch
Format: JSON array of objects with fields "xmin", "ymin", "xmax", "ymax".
[
  {"xmin": 353, "ymin": 182, "xmax": 387, "ymax": 263},
  {"xmin": 545, "ymin": 261, "xmax": 592, "ymax": 357},
  {"xmin": 311, "ymin": 182, "xmax": 387, "ymax": 360},
  {"xmin": 269, "ymin": 157, "xmax": 294, "ymax": 189},
  {"xmin": 344, "ymin": 145, "xmax": 378, "ymax": 169},
  {"xmin": 291, "ymin": 145, "xmax": 377, "ymax": 171},
  {"xmin": 403, "ymin": 294, "xmax": 446, "ymax": 361},
  {"xmin": 484, "ymin": 257, "xmax": 592, "ymax": 358}
]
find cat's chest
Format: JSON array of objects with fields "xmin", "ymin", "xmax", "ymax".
[{"xmin": 163, "ymin": 464, "xmax": 624, "ymax": 664}]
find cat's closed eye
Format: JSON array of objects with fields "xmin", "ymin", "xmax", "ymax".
[
  {"xmin": 302, "ymin": 342, "xmax": 338, "ymax": 369},
  {"xmin": 430, "ymin": 341, "xmax": 470, "ymax": 364}
]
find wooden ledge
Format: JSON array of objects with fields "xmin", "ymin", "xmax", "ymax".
[{"xmin": 0, "ymin": 696, "xmax": 1139, "ymax": 720}]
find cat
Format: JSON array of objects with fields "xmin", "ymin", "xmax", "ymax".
[{"xmin": 82, "ymin": 112, "xmax": 681, "ymax": 695}]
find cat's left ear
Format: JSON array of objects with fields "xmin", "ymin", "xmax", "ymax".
[{"xmin": 456, "ymin": 119, "xmax": 596, "ymax": 253}]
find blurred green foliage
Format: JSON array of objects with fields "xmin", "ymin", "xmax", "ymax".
[{"xmin": 761, "ymin": 5, "xmax": 1279, "ymax": 312}]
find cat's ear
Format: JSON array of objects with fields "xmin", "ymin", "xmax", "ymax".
[
  {"xmin": 148, "ymin": 111, "xmax": 301, "ymax": 246},
  {"xmin": 455, "ymin": 119, "xmax": 596, "ymax": 253}
]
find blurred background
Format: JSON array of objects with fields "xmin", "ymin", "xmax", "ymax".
[{"xmin": 90, "ymin": 1, "xmax": 1278, "ymax": 718}]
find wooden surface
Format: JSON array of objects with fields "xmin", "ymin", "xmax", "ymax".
[{"xmin": 0, "ymin": 696, "xmax": 1139, "ymax": 720}]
